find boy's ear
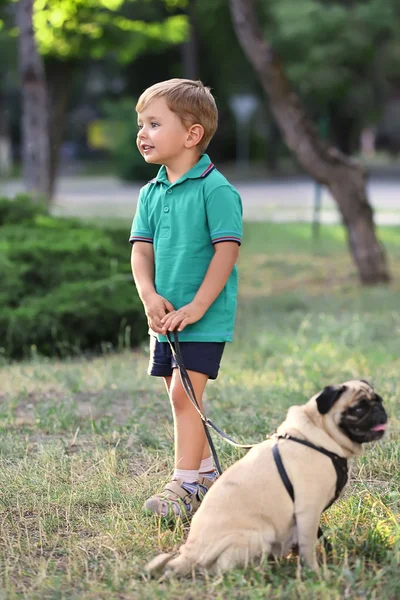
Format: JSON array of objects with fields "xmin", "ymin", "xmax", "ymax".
[
  {"xmin": 316, "ymin": 385, "xmax": 347, "ymax": 415},
  {"xmin": 186, "ymin": 124, "xmax": 204, "ymax": 148}
]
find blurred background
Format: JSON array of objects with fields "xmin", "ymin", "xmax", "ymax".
[
  {"xmin": 2, "ymin": 0, "xmax": 400, "ymax": 196},
  {"xmin": 1, "ymin": 0, "xmax": 400, "ymax": 359}
]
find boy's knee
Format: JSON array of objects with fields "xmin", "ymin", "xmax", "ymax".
[
  {"xmin": 169, "ymin": 388, "xmax": 190, "ymax": 412},
  {"xmin": 169, "ymin": 381, "xmax": 196, "ymax": 413}
]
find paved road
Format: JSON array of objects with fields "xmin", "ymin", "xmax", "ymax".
[{"xmin": 2, "ymin": 176, "xmax": 400, "ymax": 224}]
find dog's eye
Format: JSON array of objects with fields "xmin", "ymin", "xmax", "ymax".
[{"xmin": 349, "ymin": 404, "xmax": 366, "ymax": 415}]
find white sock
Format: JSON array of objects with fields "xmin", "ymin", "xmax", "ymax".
[
  {"xmin": 173, "ymin": 468, "xmax": 199, "ymax": 483},
  {"xmin": 199, "ymin": 457, "xmax": 214, "ymax": 474}
]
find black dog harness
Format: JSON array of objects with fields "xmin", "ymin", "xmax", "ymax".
[{"xmin": 272, "ymin": 434, "xmax": 348, "ymax": 511}]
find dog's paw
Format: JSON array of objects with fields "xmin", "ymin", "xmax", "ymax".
[{"xmin": 145, "ymin": 552, "xmax": 174, "ymax": 577}]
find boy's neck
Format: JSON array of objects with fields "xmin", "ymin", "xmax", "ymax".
[{"xmin": 165, "ymin": 152, "xmax": 202, "ymax": 184}]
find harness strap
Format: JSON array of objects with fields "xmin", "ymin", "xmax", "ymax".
[
  {"xmin": 276, "ymin": 434, "xmax": 344, "ymax": 463},
  {"xmin": 325, "ymin": 457, "xmax": 348, "ymax": 509},
  {"xmin": 272, "ymin": 435, "xmax": 348, "ymax": 510},
  {"xmin": 272, "ymin": 444, "xmax": 294, "ymax": 502},
  {"xmin": 272, "ymin": 442, "xmax": 329, "ymax": 549}
]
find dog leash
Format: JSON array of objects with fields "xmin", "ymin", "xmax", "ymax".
[
  {"xmin": 166, "ymin": 332, "xmax": 335, "ymax": 549},
  {"xmin": 166, "ymin": 330, "xmax": 256, "ymax": 475}
]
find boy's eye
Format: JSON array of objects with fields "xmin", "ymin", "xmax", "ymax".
[
  {"xmin": 137, "ymin": 124, "xmax": 143, "ymax": 130},
  {"xmin": 151, "ymin": 122, "xmax": 160, "ymax": 128}
]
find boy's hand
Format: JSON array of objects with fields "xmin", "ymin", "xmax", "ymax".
[
  {"xmin": 143, "ymin": 293, "xmax": 174, "ymax": 333},
  {"xmin": 160, "ymin": 301, "xmax": 206, "ymax": 333}
]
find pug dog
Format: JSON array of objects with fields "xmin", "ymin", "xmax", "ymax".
[{"xmin": 146, "ymin": 380, "xmax": 387, "ymax": 576}]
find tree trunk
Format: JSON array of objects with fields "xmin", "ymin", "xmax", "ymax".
[
  {"xmin": 181, "ymin": 0, "xmax": 199, "ymax": 79},
  {"xmin": 327, "ymin": 106, "xmax": 358, "ymax": 155},
  {"xmin": 0, "ymin": 82, "xmax": 12, "ymax": 178},
  {"xmin": 46, "ymin": 60, "xmax": 75, "ymax": 199},
  {"xmin": 230, "ymin": 0, "xmax": 390, "ymax": 285},
  {"xmin": 18, "ymin": 0, "xmax": 51, "ymax": 202}
]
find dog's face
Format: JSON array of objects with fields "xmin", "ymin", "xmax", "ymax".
[{"xmin": 315, "ymin": 379, "xmax": 388, "ymax": 444}]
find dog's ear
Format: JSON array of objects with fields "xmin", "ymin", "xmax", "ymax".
[
  {"xmin": 316, "ymin": 385, "xmax": 347, "ymax": 415},
  {"xmin": 360, "ymin": 379, "xmax": 372, "ymax": 389}
]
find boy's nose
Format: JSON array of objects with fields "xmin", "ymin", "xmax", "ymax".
[{"xmin": 138, "ymin": 127, "xmax": 148, "ymax": 139}]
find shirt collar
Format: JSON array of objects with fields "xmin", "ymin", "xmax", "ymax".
[{"xmin": 154, "ymin": 154, "xmax": 214, "ymax": 185}]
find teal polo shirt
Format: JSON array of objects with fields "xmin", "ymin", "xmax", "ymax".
[{"xmin": 130, "ymin": 153, "xmax": 243, "ymax": 342}]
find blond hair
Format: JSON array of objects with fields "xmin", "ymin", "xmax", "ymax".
[{"xmin": 136, "ymin": 79, "xmax": 218, "ymax": 152}]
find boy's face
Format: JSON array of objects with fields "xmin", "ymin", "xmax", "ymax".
[{"xmin": 137, "ymin": 97, "xmax": 194, "ymax": 166}]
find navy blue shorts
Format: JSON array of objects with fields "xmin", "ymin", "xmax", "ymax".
[{"xmin": 148, "ymin": 337, "xmax": 225, "ymax": 380}]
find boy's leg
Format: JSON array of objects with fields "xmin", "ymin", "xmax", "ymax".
[
  {"xmin": 172, "ymin": 340, "xmax": 224, "ymax": 473},
  {"xmin": 201, "ymin": 442, "xmax": 211, "ymax": 461},
  {"xmin": 163, "ymin": 375, "xmax": 172, "ymax": 393},
  {"xmin": 144, "ymin": 340, "xmax": 222, "ymax": 518},
  {"xmin": 144, "ymin": 369, "xmax": 209, "ymax": 519},
  {"xmin": 169, "ymin": 368, "xmax": 208, "ymax": 470},
  {"xmin": 164, "ymin": 372, "xmax": 209, "ymax": 473},
  {"xmin": 169, "ymin": 373, "xmax": 218, "ymax": 484}
]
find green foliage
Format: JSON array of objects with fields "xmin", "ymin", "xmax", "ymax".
[
  {"xmin": 102, "ymin": 97, "xmax": 157, "ymax": 181},
  {"xmin": 263, "ymin": 0, "xmax": 400, "ymax": 122},
  {"xmin": 31, "ymin": 0, "xmax": 189, "ymax": 61},
  {"xmin": 0, "ymin": 195, "xmax": 47, "ymax": 225},
  {"xmin": 195, "ymin": 0, "xmax": 256, "ymax": 97},
  {"xmin": 194, "ymin": 0, "xmax": 400, "ymax": 155},
  {"xmin": 0, "ymin": 196, "xmax": 147, "ymax": 359}
]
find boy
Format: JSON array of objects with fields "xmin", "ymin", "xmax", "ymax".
[{"xmin": 130, "ymin": 78, "xmax": 242, "ymax": 520}]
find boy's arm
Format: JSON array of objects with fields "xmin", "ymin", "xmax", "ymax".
[
  {"xmin": 160, "ymin": 242, "xmax": 239, "ymax": 333},
  {"xmin": 131, "ymin": 242, "xmax": 155, "ymax": 302},
  {"xmin": 131, "ymin": 243, "xmax": 174, "ymax": 333}
]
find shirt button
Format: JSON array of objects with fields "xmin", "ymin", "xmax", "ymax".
[
  {"xmin": 166, "ymin": 189, "xmax": 172, "ymax": 194},
  {"xmin": 164, "ymin": 206, "xmax": 169, "ymax": 213}
]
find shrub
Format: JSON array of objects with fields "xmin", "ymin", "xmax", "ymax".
[
  {"xmin": 0, "ymin": 197, "xmax": 147, "ymax": 359},
  {"xmin": 0, "ymin": 194, "xmax": 47, "ymax": 225}
]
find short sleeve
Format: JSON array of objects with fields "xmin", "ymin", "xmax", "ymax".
[
  {"xmin": 129, "ymin": 188, "xmax": 153, "ymax": 244},
  {"xmin": 206, "ymin": 185, "xmax": 243, "ymax": 246}
]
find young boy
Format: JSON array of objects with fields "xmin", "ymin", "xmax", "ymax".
[{"xmin": 130, "ymin": 78, "xmax": 242, "ymax": 520}]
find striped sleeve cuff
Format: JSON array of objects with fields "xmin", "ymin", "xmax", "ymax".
[
  {"xmin": 211, "ymin": 230, "xmax": 242, "ymax": 246},
  {"xmin": 129, "ymin": 233, "xmax": 153, "ymax": 244}
]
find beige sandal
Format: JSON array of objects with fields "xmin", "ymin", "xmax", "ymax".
[
  {"xmin": 198, "ymin": 474, "xmax": 216, "ymax": 494},
  {"xmin": 144, "ymin": 476, "xmax": 216, "ymax": 521}
]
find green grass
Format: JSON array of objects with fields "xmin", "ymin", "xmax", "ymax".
[{"xmin": 1, "ymin": 223, "xmax": 399, "ymax": 599}]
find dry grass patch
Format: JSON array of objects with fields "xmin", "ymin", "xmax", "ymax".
[{"xmin": 1, "ymin": 223, "xmax": 399, "ymax": 599}]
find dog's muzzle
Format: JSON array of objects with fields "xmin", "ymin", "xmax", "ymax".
[{"xmin": 340, "ymin": 396, "xmax": 388, "ymax": 443}]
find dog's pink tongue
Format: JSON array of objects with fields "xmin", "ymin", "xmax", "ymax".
[{"xmin": 371, "ymin": 424, "xmax": 387, "ymax": 431}]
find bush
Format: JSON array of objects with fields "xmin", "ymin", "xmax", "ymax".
[
  {"xmin": 0, "ymin": 194, "xmax": 47, "ymax": 226},
  {"xmin": 0, "ymin": 197, "xmax": 147, "ymax": 359}
]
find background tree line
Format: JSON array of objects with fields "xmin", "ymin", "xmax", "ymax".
[{"xmin": 1, "ymin": 0, "xmax": 399, "ymax": 286}]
